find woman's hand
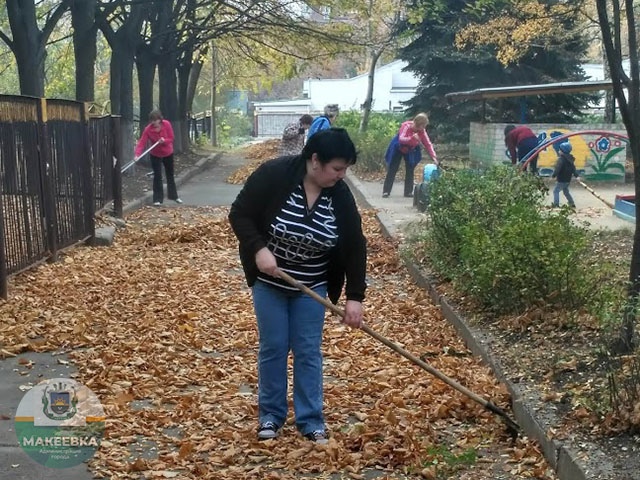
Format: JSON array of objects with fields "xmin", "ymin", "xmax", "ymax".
[
  {"xmin": 255, "ymin": 247, "xmax": 279, "ymax": 277},
  {"xmin": 342, "ymin": 300, "xmax": 363, "ymax": 329}
]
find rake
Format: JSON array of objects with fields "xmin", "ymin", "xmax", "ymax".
[
  {"xmin": 576, "ymin": 179, "xmax": 615, "ymax": 209},
  {"xmin": 277, "ymin": 270, "xmax": 520, "ymax": 439},
  {"xmin": 121, "ymin": 140, "xmax": 162, "ymax": 174}
]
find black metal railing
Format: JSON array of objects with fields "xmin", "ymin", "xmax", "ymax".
[
  {"xmin": 0, "ymin": 95, "xmax": 122, "ymax": 298},
  {"xmin": 90, "ymin": 115, "xmax": 122, "ymax": 215}
]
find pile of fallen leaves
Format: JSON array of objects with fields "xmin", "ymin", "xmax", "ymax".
[
  {"xmin": 0, "ymin": 204, "xmax": 555, "ymax": 479},
  {"xmin": 228, "ymin": 139, "xmax": 282, "ymax": 184}
]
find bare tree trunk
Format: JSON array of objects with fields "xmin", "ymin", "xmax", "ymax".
[
  {"xmin": 177, "ymin": 45, "xmax": 193, "ymax": 151},
  {"xmin": 158, "ymin": 58, "xmax": 181, "ymax": 153},
  {"xmin": 120, "ymin": 54, "xmax": 136, "ymax": 165},
  {"xmin": 71, "ymin": 0, "xmax": 97, "ymax": 102},
  {"xmin": 210, "ymin": 43, "xmax": 218, "ymax": 147},
  {"xmin": 596, "ymin": 0, "xmax": 640, "ymax": 352},
  {"xmin": 602, "ymin": 45, "xmax": 615, "ymax": 123},
  {"xmin": 186, "ymin": 47, "xmax": 207, "ymax": 112},
  {"xmin": 100, "ymin": 2, "xmax": 144, "ymax": 163},
  {"xmin": 622, "ymin": 0, "xmax": 640, "ymax": 352},
  {"xmin": 108, "ymin": 42, "xmax": 137, "ymax": 162},
  {"xmin": 359, "ymin": 49, "xmax": 383, "ymax": 133},
  {"xmin": 4, "ymin": 0, "xmax": 67, "ymax": 97},
  {"xmin": 136, "ymin": 47, "xmax": 156, "ymax": 133},
  {"xmin": 109, "ymin": 54, "xmax": 122, "ymax": 115}
]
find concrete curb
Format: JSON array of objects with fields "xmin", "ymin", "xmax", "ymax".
[
  {"xmin": 346, "ymin": 171, "xmax": 600, "ymax": 480},
  {"xmin": 122, "ymin": 152, "xmax": 223, "ymax": 215},
  {"xmin": 346, "ymin": 172, "xmax": 395, "ymax": 237}
]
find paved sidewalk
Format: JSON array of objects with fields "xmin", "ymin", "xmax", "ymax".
[{"xmin": 347, "ymin": 172, "xmax": 635, "ymax": 235}]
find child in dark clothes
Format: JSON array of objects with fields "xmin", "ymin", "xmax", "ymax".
[{"xmin": 551, "ymin": 141, "xmax": 580, "ymax": 208}]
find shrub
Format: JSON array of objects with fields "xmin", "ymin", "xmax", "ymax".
[
  {"xmin": 335, "ymin": 111, "xmax": 402, "ymax": 174},
  {"xmin": 422, "ymin": 165, "xmax": 597, "ymax": 314},
  {"xmin": 216, "ymin": 109, "xmax": 253, "ymax": 147}
]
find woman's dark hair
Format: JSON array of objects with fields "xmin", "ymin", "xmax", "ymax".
[
  {"xmin": 504, "ymin": 124, "xmax": 516, "ymax": 136},
  {"xmin": 301, "ymin": 127, "xmax": 357, "ymax": 165},
  {"xmin": 299, "ymin": 114, "xmax": 313, "ymax": 126}
]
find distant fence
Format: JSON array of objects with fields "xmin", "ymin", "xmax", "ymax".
[
  {"xmin": 0, "ymin": 95, "xmax": 122, "ymax": 298},
  {"xmin": 188, "ymin": 111, "xmax": 212, "ymax": 141},
  {"xmin": 253, "ymin": 112, "xmax": 303, "ymax": 137},
  {"xmin": 188, "ymin": 110, "xmax": 313, "ymax": 138}
]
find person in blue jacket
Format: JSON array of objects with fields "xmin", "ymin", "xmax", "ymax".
[
  {"xmin": 307, "ymin": 104, "xmax": 339, "ymax": 139},
  {"xmin": 228, "ymin": 128, "xmax": 366, "ymax": 446}
]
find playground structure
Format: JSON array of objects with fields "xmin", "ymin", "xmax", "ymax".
[
  {"xmin": 520, "ymin": 130, "xmax": 634, "ymax": 222},
  {"xmin": 445, "ymin": 80, "xmax": 636, "ymax": 223},
  {"xmin": 519, "ymin": 129, "xmax": 629, "ymax": 180},
  {"xmin": 614, "ymin": 194, "xmax": 635, "ymax": 223}
]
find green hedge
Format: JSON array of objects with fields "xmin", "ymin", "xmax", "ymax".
[
  {"xmin": 419, "ymin": 166, "xmax": 599, "ymax": 314},
  {"xmin": 335, "ymin": 111, "xmax": 403, "ymax": 174}
]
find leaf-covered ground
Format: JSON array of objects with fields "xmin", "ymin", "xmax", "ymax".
[
  {"xmin": 0, "ymin": 204, "xmax": 556, "ymax": 479},
  {"xmin": 424, "ymin": 227, "xmax": 640, "ymax": 478}
]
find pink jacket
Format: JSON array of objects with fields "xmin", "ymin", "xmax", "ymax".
[
  {"xmin": 398, "ymin": 120, "xmax": 437, "ymax": 160},
  {"xmin": 135, "ymin": 119, "xmax": 174, "ymax": 158}
]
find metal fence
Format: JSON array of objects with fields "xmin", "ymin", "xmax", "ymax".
[
  {"xmin": 90, "ymin": 115, "xmax": 122, "ymax": 215},
  {"xmin": 254, "ymin": 112, "xmax": 302, "ymax": 137},
  {"xmin": 188, "ymin": 112, "xmax": 212, "ymax": 141},
  {"xmin": 0, "ymin": 95, "xmax": 122, "ymax": 298},
  {"xmin": 188, "ymin": 110, "xmax": 312, "ymax": 138}
]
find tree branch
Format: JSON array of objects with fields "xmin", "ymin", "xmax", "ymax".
[{"xmin": 0, "ymin": 30, "xmax": 14, "ymax": 52}]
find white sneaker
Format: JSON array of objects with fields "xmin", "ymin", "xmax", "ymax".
[
  {"xmin": 174, "ymin": 198, "xmax": 183, "ymax": 204},
  {"xmin": 153, "ymin": 202, "xmax": 162, "ymax": 206}
]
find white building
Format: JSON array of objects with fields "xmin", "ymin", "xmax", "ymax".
[
  {"xmin": 251, "ymin": 60, "xmax": 419, "ymax": 136},
  {"xmin": 251, "ymin": 60, "xmax": 617, "ymax": 136},
  {"xmin": 301, "ymin": 59, "xmax": 419, "ymax": 112}
]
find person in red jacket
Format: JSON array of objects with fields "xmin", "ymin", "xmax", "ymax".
[
  {"xmin": 135, "ymin": 109, "xmax": 182, "ymax": 206},
  {"xmin": 504, "ymin": 124, "xmax": 540, "ymax": 174}
]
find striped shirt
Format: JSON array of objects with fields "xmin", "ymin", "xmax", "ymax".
[{"xmin": 258, "ymin": 184, "xmax": 338, "ymax": 291}]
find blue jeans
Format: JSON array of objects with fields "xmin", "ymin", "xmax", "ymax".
[
  {"xmin": 252, "ymin": 280, "xmax": 327, "ymax": 435},
  {"xmin": 553, "ymin": 181, "xmax": 575, "ymax": 207}
]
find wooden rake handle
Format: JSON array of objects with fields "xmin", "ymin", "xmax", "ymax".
[
  {"xmin": 276, "ymin": 270, "xmax": 520, "ymax": 436},
  {"xmin": 576, "ymin": 180, "xmax": 615, "ymax": 209}
]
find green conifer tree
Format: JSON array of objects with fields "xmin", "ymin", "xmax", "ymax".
[{"xmin": 399, "ymin": 0, "xmax": 597, "ymax": 142}]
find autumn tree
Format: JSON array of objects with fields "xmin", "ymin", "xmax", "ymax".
[
  {"xmin": 1, "ymin": 0, "xmax": 70, "ymax": 97},
  {"xmin": 0, "ymin": 0, "xmax": 361, "ymax": 154},
  {"xmin": 596, "ymin": 0, "xmax": 640, "ymax": 351},
  {"xmin": 322, "ymin": 0, "xmax": 404, "ymax": 132},
  {"xmin": 175, "ymin": 0, "xmax": 361, "ymax": 146},
  {"xmin": 398, "ymin": 0, "xmax": 594, "ymax": 142}
]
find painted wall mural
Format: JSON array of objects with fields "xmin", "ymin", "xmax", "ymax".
[
  {"xmin": 529, "ymin": 129, "xmax": 627, "ymax": 180},
  {"xmin": 469, "ymin": 123, "xmax": 628, "ymax": 181}
]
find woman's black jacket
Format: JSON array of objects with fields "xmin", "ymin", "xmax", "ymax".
[{"xmin": 228, "ymin": 155, "xmax": 367, "ymax": 304}]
